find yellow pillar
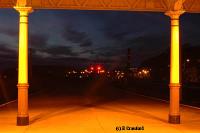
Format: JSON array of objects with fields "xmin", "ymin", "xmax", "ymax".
[
  {"xmin": 14, "ymin": 6, "xmax": 33, "ymax": 126},
  {"xmin": 165, "ymin": 10, "xmax": 184, "ymax": 124}
]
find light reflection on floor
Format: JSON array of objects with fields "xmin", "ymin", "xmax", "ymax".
[{"xmin": 1, "ymin": 89, "xmax": 200, "ymax": 133}]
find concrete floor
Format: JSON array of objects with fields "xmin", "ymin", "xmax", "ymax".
[{"xmin": 1, "ymin": 87, "xmax": 200, "ymax": 133}]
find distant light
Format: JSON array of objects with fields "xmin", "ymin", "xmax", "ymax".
[
  {"xmin": 90, "ymin": 67, "xmax": 94, "ymax": 70},
  {"xmin": 72, "ymin": 70, "xmax": 77, "ymax": 74},
  {"xmin": 100, "ymin": 70, "xmax": 105, "ymax": 73},
  {"xmin": 143, "ymin": 70, "xmax": 148, "ymax": 74},
  {"xmin": 97, "ymin": 66, "xmax": 101, "ymax": 70},
  {"xmin": 186, "ymin": 59, "xmax": 190, "ymax": 62}
]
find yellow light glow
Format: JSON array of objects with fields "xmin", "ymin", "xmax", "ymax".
[
  {"xmin": 170, "ymin": 19, "xmax": 180, "ymax": 84},
  {"xmin": 18, "ymin": 12, "xmax": 29, "ymax": 83},
  {"xmin": 143, "ymin": 70, "xmax": 148, "ymax": 74},
  {"xmin": 100, "ymin": 70, "xmax": 105, "ymax": 73}
]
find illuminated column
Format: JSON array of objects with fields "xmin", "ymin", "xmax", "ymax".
[
  {"xmin": 165, "ymin": 10, "xmax": 184, "ymax": 124},
  {"xmin": 14, "ymin": 6, "xmax": 33, "ymax": 126}
]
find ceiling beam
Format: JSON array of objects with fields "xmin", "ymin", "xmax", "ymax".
[{"xmin": 0, "ymin": 0, "xmax": 199, "ymax": 13}]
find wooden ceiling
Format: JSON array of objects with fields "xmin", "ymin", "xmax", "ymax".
[{"xmin": 0, "ymin": 0, "xmax": 200, "ymax": 13}]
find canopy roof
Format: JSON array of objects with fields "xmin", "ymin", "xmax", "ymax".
[{"xmin": 0, "ymin": 0, "xmax": 200, "ymax": 13}]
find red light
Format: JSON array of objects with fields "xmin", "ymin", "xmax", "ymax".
[
  {"xmin": 90, "ymin": 67, "xmax": 94, "ymax": 70},
  {"xmin": 97, "ymin": 66, "xmax": 101, "ymax": 70}
]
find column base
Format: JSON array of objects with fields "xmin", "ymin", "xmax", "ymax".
[
  {"xmin": 168, "ymin": 115, "xmax": 180, "ymax": 124},
  {"xmin": 17, "ymin": 116, "xmax": 29, "ymax": 126}
]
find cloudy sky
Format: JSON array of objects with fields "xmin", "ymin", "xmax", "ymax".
[{"xmin": 0, "ymin": 9, "xmax": 200, "ymax": 68}]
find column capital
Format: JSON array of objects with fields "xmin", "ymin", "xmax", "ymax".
[
  {"xmin": 165, "ymin": 10, "xmax": 185, "ymax": 20},
  {"xmin": 14, "ymin": 6, "xmax": 33, "ymax": 16}
]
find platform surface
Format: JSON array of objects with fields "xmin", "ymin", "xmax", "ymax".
[{"xmin": 0, "ymin": 86, "xmax": 200, "ymax": 133}]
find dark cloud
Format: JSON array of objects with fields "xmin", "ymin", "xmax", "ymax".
[
  {"xmin": 0, "ymin": 44, "xmax": 17, "ymax": 59},
  {"xmin": 125, "ymin": 35, "xmax": 170, "ymax": 65},
  {"xmin": 31, "ymin": 56, "xmax": 91, "ymax": 67},
  {"xmin": 96, "ymin": 47, "xmax": 122, "ymax": 58},
  {"xmin": 29, "ymin": 34, "xmax": 49, "ymax": 49},
  {"xmin": 62, "ymin": 25, "xmax": 93, "ymax": 47},
  {"xmin": 63, "ymin": 27, "xmax": 87, "ymax": 43},
  {"xmin": 32, "ymin": 46, "xmax": 79, "ymax": 59},
  {"xmin": 79, "ymin": 39, "xmax": 92, "ymax": 47},
  {"xmin": 105, "ymin": 31, "xmax": 131, "ymax": 42},
  {"xmin": 0, "ymin": 45, "xmax": 16, "ymax": 54},
  {"xmin": 128, "ymin": 34, "xmax": 170, "ymax": 52},
  {"xmin": 85, "ymin": 46, "xmax": 126, "ymax": 63},
  {"xmin": 0, "ymin": 28, "xmax": 18, "ymax": 37},
  {"xmin": 103, "ymin": 12, "xmax": 168, "ymax": 45},
  {"xmin": 87, "ymin": 34, "xmax": 170, "ymax": 65},
  {"xmin": 46, "ymin": 46, "xmax": 79, "ymax": 57},
  {"xmin": 29, "ymin": 34, "xmax": 80, "ymax": 58},
  {"xmin": 80, "ymin": 49, "xmax": 95, "ymax": 55}
]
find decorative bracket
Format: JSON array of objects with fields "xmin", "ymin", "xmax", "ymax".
[
  {"xmin": 170, "ymin": 0, "xmax": 186, "ymax": 11},
  {"xmin": 16, "ymin": 0, "xmax": 29, "ymax": 7}
]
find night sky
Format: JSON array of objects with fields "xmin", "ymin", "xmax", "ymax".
[{"xmin": 0, "ymin": 9, "xmax": 200, "ymax": 68}]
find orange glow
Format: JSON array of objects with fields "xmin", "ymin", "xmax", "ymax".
[
  {"xmin": 169, "ymin": 84, "xmax": 180, "ymax": 115},
  {"xmin": 97, "ymin": 66, "xmax": 101, "ymax": 70},
  {"xmin": 100, "ymin": 70, "xmax": 105, "ymax": 73}
]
